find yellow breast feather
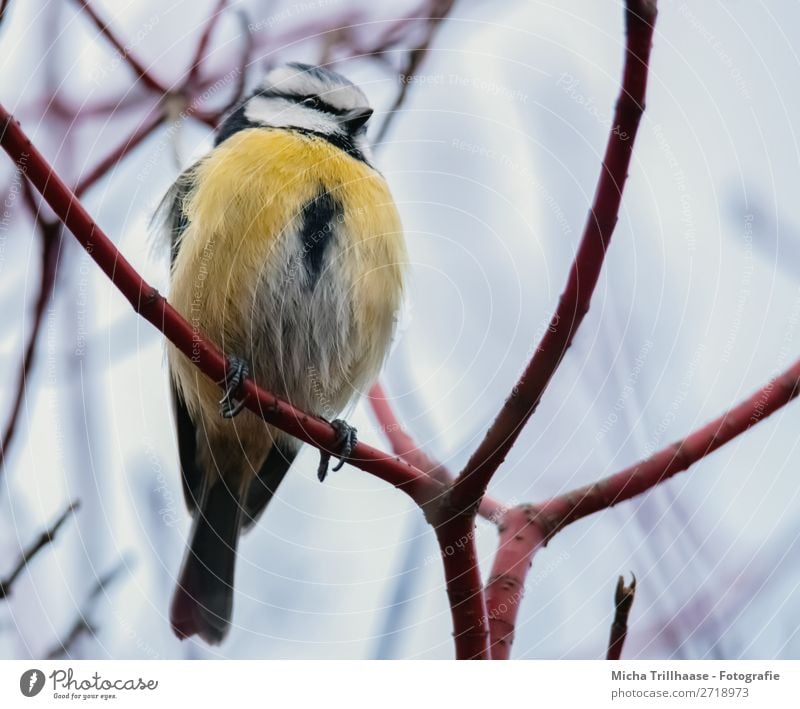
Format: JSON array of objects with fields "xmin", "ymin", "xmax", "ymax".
[{"xmin": 168, "ymin": 128, "xmax": 405, "ymax": 429}]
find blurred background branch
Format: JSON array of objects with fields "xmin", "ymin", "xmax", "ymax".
[
  {"xmin": 0, "ymin": 0, "xmax": 798, "ymax": 661},
  {"xmin": 0, "ymin": 501, "xmax": 79, "ymax": 599}
]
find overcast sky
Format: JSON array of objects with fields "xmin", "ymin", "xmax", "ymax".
[{"xmin": 1, "ymin": 0, "xmax": 799, "ymax": 659}]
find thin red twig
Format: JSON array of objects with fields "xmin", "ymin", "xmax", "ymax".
[
  {"xmin": 607, "ymin": 574, "xmax": 636, "ymax": 660},
  {"xmin": 366, "ymin": 0, "xmax": 450, "ymax": 54},
  {"xmin": 72, "ymin": 0, "xmax": 166, "ymax": 94},
  {"xmin": 186, "ymin": 0, "xmax": 229, "ymax": 87},
  {"xmin": 372, "ymin": 0, "xmax": 455, "ymax": 145},
  {"xmin": 194, "ymin": 11, "xmax": 254, "ymax": 123},
  {"xmin": 74, "ymin": 110, "xmax": 165, "ymax": 197},
  {"xmin": 450, "ymin": 0, "xmax": 658, "ymax": 514}
]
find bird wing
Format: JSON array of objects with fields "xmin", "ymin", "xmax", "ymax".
[
  {"xmin": 241, "ymin": 440, "xmax": 298, "ymax": 530},
  {"xmin": 171, "ymin": 384, "xmax": 205, "ymax": 512},
  {"xmin": 161, "ymin": 162, "xmax": 206, "ymax": 512},
  {"xmin": 151, "ymin": 160, "xmax": 202, "ymax": 267}
]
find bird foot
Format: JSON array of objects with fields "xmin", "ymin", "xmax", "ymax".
[
  {"xmin": 217, "ymin": 355, "xmax": 250, "ymax": 418},
  {"xmin": 317, "ymin": 419, "xmax": 358, "ymax": 482}
]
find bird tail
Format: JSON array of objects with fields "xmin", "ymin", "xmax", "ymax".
[{"xmin": 170, "ymin": 482, "xmax": 243, "ymax": 644}]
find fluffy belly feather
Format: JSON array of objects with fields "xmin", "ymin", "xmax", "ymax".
[{"xmin": 167, "ymin": 129, "xmax": 405, "ymax": 450}]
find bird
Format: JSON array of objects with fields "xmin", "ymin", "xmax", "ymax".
[{"xmin": 160, "ymin": 62, "xmax": 406, "ymax": 644}]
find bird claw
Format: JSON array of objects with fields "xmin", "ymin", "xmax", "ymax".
[
  {"xmin": 218, "ymin": 355, "xmax": 250, "ymax": 418},
  {"xmin": 317, "ymin": 419, "xmax": 358, "ymax": 482}
]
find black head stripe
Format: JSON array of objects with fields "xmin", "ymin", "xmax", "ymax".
[
  {"xmin": 253, "ymin": 88, "xmax": 347, "ymax": 116},
  {"xmin": 215, "ymin": 102, "xmax": 259, "ymax": 146}
]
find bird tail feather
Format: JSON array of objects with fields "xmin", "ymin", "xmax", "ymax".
[{"xmin": 170, "ymin": 482, "xmax": 243, "ymax": 644}]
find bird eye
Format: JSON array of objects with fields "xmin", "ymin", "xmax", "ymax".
[{"xmin": 302, "ymin": 96, "xmax": 321, "ymax": 109}]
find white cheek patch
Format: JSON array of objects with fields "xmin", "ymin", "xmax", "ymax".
[
  {"xmin": 320, "ymin": 84, "xmax": 362, "ymax": 111},
  {"xmin": 245, "ymin": 96, "xmax": 342, "ymax": 135}
]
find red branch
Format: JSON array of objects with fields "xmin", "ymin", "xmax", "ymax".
[
  {"xmin": 435, "ymin": 514, "xmax": 490, "ymax": 659},
  {"xmin": 74, "ymin": 111, "xmax": 165, "ymax": 197},
  {"xmin": 72, "ymin": 0, "xmax": 167, "ymax": 94},
  {"xmin": 607, "ymin": 574, "xmax": 636, "ymax": 660},
  {"xmin": 450, "ymin": 0, "xmax": 658, "ymax": 514},
  {"xmin": 484, "ymin": 505, "xmax": 545, "ymax": 659},
  {"xmin": 368, "ymin": 383, "xmax": 502, "ymax": 658},
  {"xmin": 368, "ymin": 383, "xmax": 505, "ymax": 521}
]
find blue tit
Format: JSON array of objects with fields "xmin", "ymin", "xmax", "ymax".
[{"xmin": 161, "ymin": 63, "xmax": 406, "ymax": 644}]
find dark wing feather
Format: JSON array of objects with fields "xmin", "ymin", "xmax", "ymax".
[
  {"xmin": 152, "ymin": 160, "xmax": 200, "ymax": 268},
  {"xmin": 242, "ymin": 441, "xmax": 298, "ymax": 530},
  {"xmin": 172, "ymin": 385, "xmax": 205, "ymax": 512},
  {"xmin": 161, "ymin": 163, "xmax": 204, "ymax": 510}
]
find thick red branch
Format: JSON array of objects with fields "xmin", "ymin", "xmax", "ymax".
[
  {"xmin": 450, "ymin": 0, "xmax": 658, "ymax": 514},
  {"xmin": 368, "ymin": 383, "xmax": 491, "ymax": 658},
  {"xmin": 435, "ymin": 514, "xmax": 490, "ymax": 659},
  {"xmin": 484, "ymin": 505, "xmax": 545, "ymax": 659}
]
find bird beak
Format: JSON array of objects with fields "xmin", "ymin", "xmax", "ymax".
[{"xmin": 341, "ymin": 107, "xmax": 373, "ymax": 132}]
